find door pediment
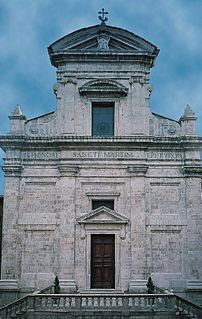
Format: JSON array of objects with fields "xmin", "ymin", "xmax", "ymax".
[{"xmin": 77, "ymin": 206, "xmax": 128, "ymax": 225}]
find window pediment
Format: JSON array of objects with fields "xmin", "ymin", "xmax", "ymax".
[
  {"xmin": 79, "ymin": 79, "xmax": 128, "ymax": 97},
  {"xmin": 77, "ymin": 206, "xmax": 128, "ymax": 224}
]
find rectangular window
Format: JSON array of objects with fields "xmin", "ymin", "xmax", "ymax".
[
  {"xmin": 92, "ymin": 200, "xmax": 114, "ymax": 210},
  {"xmin": 92, "ymin": 102, "xmax": 114, "ymax": 136}
]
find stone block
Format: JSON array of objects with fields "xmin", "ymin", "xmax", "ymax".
[{"xmin": 128, "ymin": 280, "xmax": 147, "ymax": 293}]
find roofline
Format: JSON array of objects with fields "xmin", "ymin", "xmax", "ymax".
[
  {"xmin": 152, "ymin": 112, "xmax": 180, "ymax": 124},
  {"xmin": 48, "ymin": 24, "xmax": 159, "ymax": 68},
  {"xmin": 48, "ymin": 24, "xmax": 159, "ymax": 52},
  {"xmin": 26, "ymin": 111, "xmax": 55, "ymax": 123}
]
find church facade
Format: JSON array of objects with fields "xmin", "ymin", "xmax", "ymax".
[{"xmin": 0, "ymin": 18, "xmax": 202, "ymax": 295}]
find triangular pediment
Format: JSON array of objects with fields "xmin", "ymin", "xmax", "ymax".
[
  {"xmin": 48, "ymin": 25, "xmax": 159, "ymax": 67},
  {"xmin": 60, "ymin": 34, "xmax": 148, "ymax": 52},
  {"xmin": 77, "ymin": 206, "xmax": 128, "ymax": 224}
]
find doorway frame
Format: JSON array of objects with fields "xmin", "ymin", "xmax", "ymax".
[
  {"xmin": 76, "ymin": 206, "xmax": 128, "ymax": 291},
  {"xmin": 86, "ymin": 229, "xmax": 122, "ymax": 290},
  {"xmin": 91, "ymin": 234, "xmax": 115, "ymax": 289}
]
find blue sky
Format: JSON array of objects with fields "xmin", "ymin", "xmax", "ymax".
[{"xmin": 0, "ymin": 0, "xmax": 202, "ymax": 194}]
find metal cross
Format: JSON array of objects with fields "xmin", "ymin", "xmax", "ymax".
[{"xmin": 98, "ymin": 8, "xmax": 108, "ymax": 25}]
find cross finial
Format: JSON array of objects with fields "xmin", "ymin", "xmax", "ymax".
[{"xmin": 98, "ymin": 8, "xmax": 108, "ymax": 25}]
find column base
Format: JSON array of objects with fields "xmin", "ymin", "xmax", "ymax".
[
  {"xmin": 186, "ymin": 280, "xmax": 202, "ymax": 291},
  {"xmin": 0, "ymin": 279, "xmax": 19, "ymax": 290},
  {"xmin": 0, "ymin": 280, "xmax": 19, "ymax": 307}
]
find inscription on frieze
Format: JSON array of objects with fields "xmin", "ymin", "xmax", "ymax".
[
  {"xmin": 72, "ymin": 151, "xmax": 139, "ymax": 159},
  {"xmin": 147, "ymin": 151, "xmax": 184, "ymax": 160},
  {"xmin": 72, "ymin": 151, "xmax": 184, "ymax": 160},
  {"xmin": 22, "ymin": 150, "xmax": 184, "ymax": 160},
  {"xmin": 23, "ymin": 151, "xmax": 59, "ymax": 160}
]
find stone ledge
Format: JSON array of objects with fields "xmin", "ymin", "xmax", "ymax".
[
  {"xmin": 60, "ymin": 279, "xmax": 77, "ymax": 293},
  {"xmin": 186, "ymin": 280, "xmax": 202, "ymax": 291},
  {"xmin": 0, "ymin": 280, "xmax": 19, "ymax": 290},
  {"xmin": 128, "ymin": 280, "xmax": 147, "ymax": 293}
]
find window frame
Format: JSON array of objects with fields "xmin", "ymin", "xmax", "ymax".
[
  {"xmin": 91, "ymin": 100, "xmax": 116, "ymax": 137},
  {"xmin": 92, "ymin": 199, "xmax": 114, "ymax": 210}
]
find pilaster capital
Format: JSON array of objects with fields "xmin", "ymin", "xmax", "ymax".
[
  {"xmin": 129, "ymin": 75, "xmax": 146, "ymax": 85},
  {"xmin": 60, "ymin": 75, "xmax": 77, "ymax": 85},
  {"xmin": 2, "ymin": 165, "xmax": 23, "ymax": 177},
  {"xmin": 127, "ymin": 165, "xmax": 148, "ymax": 176},
  {"xmin": 58, "ymin": 165, "xmax": 80, "ymax": 176}
]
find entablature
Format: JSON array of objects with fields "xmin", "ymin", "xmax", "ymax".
[{"xmin": 1, "ymin": 135, "xmax": 202, "ymax": 150}]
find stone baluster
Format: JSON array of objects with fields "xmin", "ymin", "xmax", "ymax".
[
  {"xmin": 65, "ymin": 296, "xmax": 71, "ymax": 308},
  {"xmin": 99, "ymin": 297, "xmax": 104, "ymax": 307},
  {"xmin": 81, "ymin": 297, "xmax": 86, "ymax": 307},
  {"xmin": 94, "ymin": 297, "xmax": 99, "ymax": 307}
]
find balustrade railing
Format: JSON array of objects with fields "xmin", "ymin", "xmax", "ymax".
[
  {"xmin": 0, "ymin": 292, "xmax": 201, "ymax": 318},
  {"xmin": 175, "ymin": 294, "xmax": 202, "ymax": 318},
  {"xmin": 30, "ymin": 293, "xmax": 174, "ymax": 310},
  {"xmin": 36, "ymin": 284, "xmax": 54, "ymax": 294}
]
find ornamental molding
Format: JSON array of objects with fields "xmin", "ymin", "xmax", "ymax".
[
  {"xmin": 86, "ymin": 192, "xmax": 120, "ymax": 198},
  {"xmin": 77, "ymin": 206, "xmax": 128, "ymax": 225},
  {"xmin": 77, "ymin": 206, "xmax": 128, "ymax": 239},
  {"xmin": 97, "ymin": 32, "xmax": 110, "ymax": 50}
]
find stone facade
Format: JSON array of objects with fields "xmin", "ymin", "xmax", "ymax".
[{"xmin": 0, "ymin": 22, "xmax": 202, "ymax": 296}]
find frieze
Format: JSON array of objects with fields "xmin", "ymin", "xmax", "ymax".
[{"xmin": 21, "ymin": 150, "xmax": 184, "ymax": 161}]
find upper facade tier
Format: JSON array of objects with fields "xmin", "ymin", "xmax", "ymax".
[
  {"xmin": 48, "ymin": 24, "xmax": 159, "ymax": 67},
  {"xmin": 3, "ymin": 24, "xmax": 198, "ymax": 138}
]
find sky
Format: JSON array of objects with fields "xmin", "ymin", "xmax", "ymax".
[{"xmin": 0, "ymin": 0, "xmax": 202, "ymax": 194}]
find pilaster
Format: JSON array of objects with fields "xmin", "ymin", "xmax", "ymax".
[
  {"xmin": 57, "ymin": 165, "xmax": 80, "ymax": 292},
  {"xmin": 127, "ymin": 165, "xmax": 148, "ymax": 292}
]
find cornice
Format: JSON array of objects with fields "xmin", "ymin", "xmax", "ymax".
[
  {"xmin": 50, "ymin": 51, "xmax": 156, "ymax": 68},
  {"xmin": 0, "ymin": 135, "xmax": 202, "ymax": 149}
]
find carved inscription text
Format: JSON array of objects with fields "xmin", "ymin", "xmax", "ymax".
[{"xmin": 22, "ymin": 150, "xmax": 184, "ymax": 161}]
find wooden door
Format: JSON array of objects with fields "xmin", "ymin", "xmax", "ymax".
[{"xmin": 91, "ymin": 234, "xmax": 115, "ymax": 289}]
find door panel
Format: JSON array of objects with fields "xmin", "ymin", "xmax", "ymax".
[{"xmin": 91, "ymin": 235, "xmax": 115, "ymax": 289}]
